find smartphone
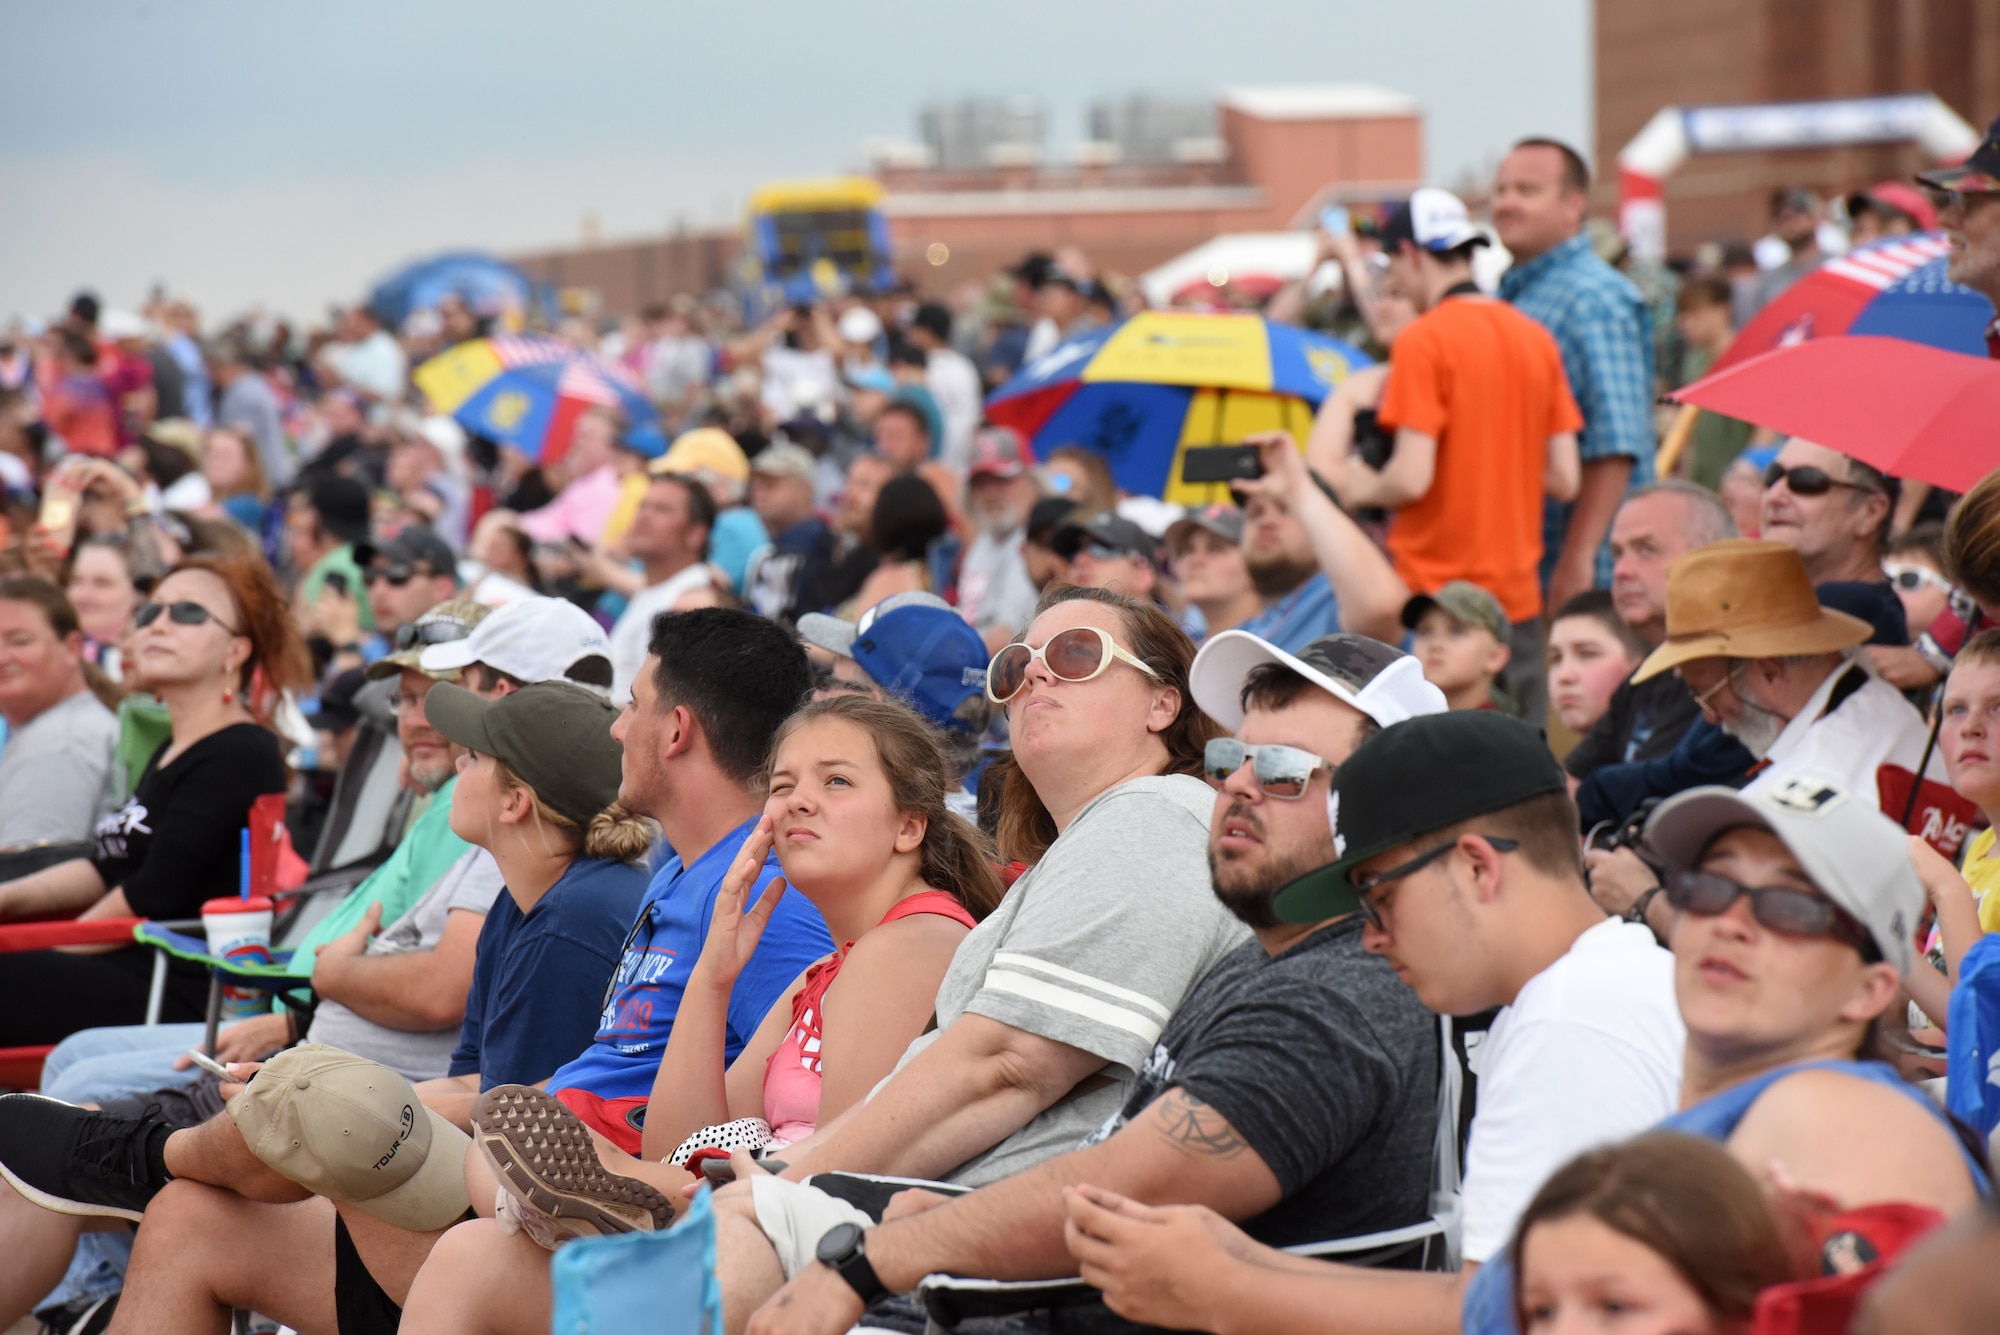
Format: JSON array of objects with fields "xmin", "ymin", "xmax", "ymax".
[
  {"xmin": 1319, "ymin": 204, "xmax": 1352, "ymax": 237},
  {"xmin": 1180, "ymin": 445, "xmax": 1264, "ymax": 486},
  {"xmin": 323, "ymin": 571, "xmax": 349, "ymax": 597},
  {"xmin": 695, "ymin": 1153, "xmax": 736, "ymax": 1185},
  {"xmin": 184, "ymin": 1049, "xmax": 232, "ymax": 1080},
  {"xmin": 36, "ymin": 488, "xmax": 77, "ymax": 558}
]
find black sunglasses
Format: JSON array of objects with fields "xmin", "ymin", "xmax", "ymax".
[
  {"xmin": 366, "ymin": 563, "xmax": 425, "ymax": 587},
  {"xmin": 1354, "ymin": 836, "xmax": 1520, "ymax": 931},
  {"xmin": 135, "ymin": 600, "xmax": 243, "ymax": 636},
  {"xmin": 1664, "ymin": 868, "xmax": 1879, "ymax": 960},
  {"xmin": 1763, "ymin": 462, "xmax": 1873, "ymax": 498},
  {"xmin": 1922, "ymin": 184, "xmax": 2000, "ymax": 214}
]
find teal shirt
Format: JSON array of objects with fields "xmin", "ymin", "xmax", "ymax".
[{"xmin": 294, "ymin": 777, "xmax": 471, "ymax": 954}]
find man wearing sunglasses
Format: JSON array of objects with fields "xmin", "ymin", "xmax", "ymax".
[
  {"xmin": 720, "ymin": 629, "xmax": 1450, "ymax": 1334},
  {"xmin": 1060, "ymin": 711, "xmax": 1682, "ymax": 1335},
  {"xmin": 1916, "ymin": 113, "xmax": 2000, "ymax": 360},
  {"xmin": 354, "ymin": 526, "xmax": 461, "ymax": 650},
  {"xmin": 1759, "ymin": 440, "xmax": 1906, "ymax": 646}
]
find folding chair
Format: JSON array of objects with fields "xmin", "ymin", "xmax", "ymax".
[
  {"xmin": 915, "ymin": 1014, "xmax": 1469, "ymax": 1330},
  {"xmin": 281, "ymin": 720, "xmax": 410, "ymax": 945},
  {"xmin": 550, "ymin": 1184, "xmax": 725, "ymax": 1335}
]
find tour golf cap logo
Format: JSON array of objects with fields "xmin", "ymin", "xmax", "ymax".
[{"xmin": 1766, "ymin": 776, "xmax": 1848, "ymax": 816}]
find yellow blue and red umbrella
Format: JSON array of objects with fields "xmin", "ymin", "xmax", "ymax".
[
  {"xmin": 984, "ymin": 310, "xmax": 1372, "ymax": 505},
  {"xmin": 414, "ymin": 336, "xmax": 663, "ymax": 464}
]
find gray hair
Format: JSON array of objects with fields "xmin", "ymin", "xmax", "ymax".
[{"xmin": 1625, "ymin": 481, "xmax": 1738, "ymax": 548}]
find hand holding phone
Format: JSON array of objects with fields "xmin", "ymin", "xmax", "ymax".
[{"xmin": 184, "ymin": 1049, "xmax": 232, "ymax": 1080}]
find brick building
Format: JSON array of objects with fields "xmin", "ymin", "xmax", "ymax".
[
  {"xmin": 1595, "ymin": 0, "xmax": 2000, "ymax": 255},
  {"xmin": 511, "ymin": 84, "xmax": 1422, "ymax": 316}
]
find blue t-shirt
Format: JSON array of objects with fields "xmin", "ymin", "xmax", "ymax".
[
  {"xmin": 450, "ymin": 856, "xmax": 649, "ymax": 1089},
  {"xmin": 545, "ymin": 815, "xmax": 835, "ymax": 1101},
  {"xmin": 1235, "ymin": 572, "xmax": 1341, "ymax": 655},
  {"xmin": 709, "ymin": 507, "xmax": 770, "ymax": 595}
]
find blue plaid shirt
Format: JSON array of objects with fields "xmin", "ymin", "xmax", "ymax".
[{"xmin": 1499, "ymin": 232, "xmax": 1656, "ymax": 589}]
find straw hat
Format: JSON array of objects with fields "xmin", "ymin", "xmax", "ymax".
[{"xmin": 1632, "ymin": 540, "xmax": 1872, "ymax": 682}]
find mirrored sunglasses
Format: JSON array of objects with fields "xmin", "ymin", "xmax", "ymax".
[{"xmin": 1203, "ymin": 738, "xmax": 1334, "ymax": 799}]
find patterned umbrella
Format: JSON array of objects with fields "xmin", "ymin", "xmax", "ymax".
[{"xmin": 414, "ymin": 336, "xmax": 662, "ymax": 463}]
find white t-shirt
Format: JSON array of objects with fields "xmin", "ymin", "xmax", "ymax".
[
  {"xmin": 1459, "ymin": 916, "xmax": 1684, "ymax": 1263},
  {"xmin": 609, "ymin": 564, "xmax": 719, "ymax": 703},
  {"xmin": 925, "ymin": 347, "xmax": 984, "ymax": 473},
  {"xmin": 1747, "ymin": 660, "xmax": 1977, "ymax": 857}
]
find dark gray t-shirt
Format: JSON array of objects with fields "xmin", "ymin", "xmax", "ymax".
[{"xmin": 1086, "ymin": 917, "xmax": 1437, "ymax": 1248}]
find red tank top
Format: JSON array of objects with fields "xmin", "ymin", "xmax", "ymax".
[{"xmin": 761, "ymin": 890, "xmax": 977, "ymax": 1141}]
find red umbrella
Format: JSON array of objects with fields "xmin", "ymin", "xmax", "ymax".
[{"xmin": 1670, "ymin": 335, "xmax": 2000, "ymax": 494}]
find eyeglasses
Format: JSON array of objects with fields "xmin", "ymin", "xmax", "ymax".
[
  {"xmin": 1762, "ymin": 462, "xmax": 1874, "ymax": 498},
  {"xmin": 1079, "ymin": 541, "xmax": 1139, "ymax": 563},
  {"xmin": 1922, "ymin": 184, "xmax": 2000, "ymax": 215},
  {"xmin": 366, "ymin": 563, "xmax": 427, "ymax": 587},
  {"xmin": 1664, "ymin": 868, "xmax": 1877, "ymax": 958},
  {"xmin": 1353, "ymin": 836, "xmax": 1519, "ymax": 931},
  {"xmin": 986, "ymin": 625, "xmax": 1162, "ymax": 703},
  {"xmin": 394, "ymin": 616, "xmax": 474, "ymax": 653},
  {"xmin": 135, "ymin": 600, "xmax": 243, "ymax": 636},
  {"xmin": 1203, "ymin": 738, "xmax": 1334, "ymax": 799},
  {"xmin": 1885, "ymin": 564, "xmax": 1951, "ymax": 596},
  {"xmin": 1687, "ymin": 662, "xmax": 1746, "ymax": 713}
]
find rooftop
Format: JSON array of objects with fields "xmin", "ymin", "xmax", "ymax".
[{"xmin": 1217, "ymin": 83, "xmax": 1421, "ymax": 120}]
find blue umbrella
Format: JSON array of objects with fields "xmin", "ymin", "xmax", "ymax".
[
  {"xmin": 369, "ymin": 251, "xmax": 540, "ymax": 330},
  {"xmin": 414, "ymin": 337, "xmax": 661, "ymax": 463}
]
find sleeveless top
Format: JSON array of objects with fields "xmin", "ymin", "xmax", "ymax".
[
  {"xmin": 761, "ymin": 890, "xmax": 978, "ymax": 1142},
  {"xmin": 1461, "ymin": 1058, "xmax": 1990, "ymax": 1335}
]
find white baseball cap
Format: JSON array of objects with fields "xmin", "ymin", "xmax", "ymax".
[
  {"xmin": 1190, "ymin": 630, "xmax": 1448, "ymax": 732},
  {"xmin": 1643, "ymin": 775, "xmax": 1924, "ymax": 977},
  {"xmin": 1381, "ymin": 187, "xmax": 1490, "ymax": 255},
  {"xmin": 421, "ymin": 595, "xmax": 612, "ymax": 692}
]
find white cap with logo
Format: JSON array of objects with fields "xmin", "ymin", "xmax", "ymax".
[
  {"xmin": 421, "ymin": 595, "xmax": 612, "ymax": 692},
  {"xmin": 227, "ymin": 1044, "xmax": 472, "ymax": 1232},
  {"xmin": 1643, "ymin": 774, "xmax": 1924, "ymax": 976}
]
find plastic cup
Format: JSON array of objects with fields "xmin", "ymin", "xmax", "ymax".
[{"xmin": 201, "ymin": 895, "xmax": 275, "ymax": 1020}]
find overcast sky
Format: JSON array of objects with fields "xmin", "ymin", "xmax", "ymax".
[{"xmin": 1, "ymin": 0, "xmax": 1589, "ymax": 323}]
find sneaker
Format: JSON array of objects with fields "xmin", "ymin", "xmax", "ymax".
[
  {"xmin": 470, "ymin": 1086, "xmax": 676, "ymax": 1243},
  {"xmin": 0, "ymin": 1094, "xmax": 171, "ymax": 1221},
  {"xmin": 37, "ymin": 1292, "xmax": 118, "ymax": 1335}
]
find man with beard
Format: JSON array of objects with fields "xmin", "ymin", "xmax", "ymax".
[
  {"xmin": 727, "ymin": 630, "xmax": 1445, "ymax": 1333},
  {"xmin": 1593, "ymin": 540, "xmax": 1978, "ymax": 938},
  {"xmin": 955, "ymin": 426, "xmax": 1042, "ymax": 651}
]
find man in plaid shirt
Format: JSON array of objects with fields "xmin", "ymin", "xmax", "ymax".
[{"xmin": 1494, "ymin": 138, "xmax": 1656, "ymax": 613}]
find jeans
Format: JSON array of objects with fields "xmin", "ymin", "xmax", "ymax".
[{"xmin": 36, "ymin": 1023, "xmax": 209, "ymax": 1314}]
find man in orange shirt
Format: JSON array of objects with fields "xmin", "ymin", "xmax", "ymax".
[{"xmin": 1317, "ymin": 187, "xmax": 1581, "ymax": 722}]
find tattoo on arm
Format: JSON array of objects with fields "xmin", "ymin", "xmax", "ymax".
[{"xmin": 1149, "ymin": 1089, "xmax": 1246, "ymax": 1159}]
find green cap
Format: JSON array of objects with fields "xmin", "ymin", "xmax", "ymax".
[
  {"xmin": 1400, "ymin": 580, "xmax": 1509, "ymax": 644},
  {"xmin": 423, "ymin": 680, "xmax": 624, "ymax": 827},
  {"xmin": 1273, "ymin": 711, "xmax": 1566, "ymax": 923}
]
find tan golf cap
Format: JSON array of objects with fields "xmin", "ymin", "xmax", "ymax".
[
  {"xmin": 227, "ymin": 1044, "xmax": 472, "ymax": 1231},
  {"xmin": 1632, "ymin": 540, "xmax": 1872, "ymax": 683}
]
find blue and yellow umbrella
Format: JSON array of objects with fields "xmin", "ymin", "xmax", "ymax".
[
  {"xmin": 414, "ymin": 336, "xmax": 663, "ymax": 464},
  {"xmin": 984, "ymin": 311, "xmax": 1372, "ymax": 504}
]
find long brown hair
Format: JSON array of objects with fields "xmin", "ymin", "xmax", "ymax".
[
  {"xmin": 767, "ymin": 693, "xmax": 1005, "ymax": 920},
  {"xmin": 0, "ymin": 575, "xmax": 126, "ymax": 713},
  {"xmin": 1946, "ymin": 468, "xmax": 2000, "ymax": 610},
  {"xmin": 168, "ymin": 552, "xmax": 314, "ymax": 723},
  {"xmin": 1511, "ymin": 1133, "xmax": 1799, "ymax": 1331},
  {"xmin": 992, "ymin": 583, "xmax": 1223, "ymax": 865}
]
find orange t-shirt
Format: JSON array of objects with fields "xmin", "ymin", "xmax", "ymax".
[{"xmin": 1376, "ymin": 295, "xmax": 1582, "ymax": 622}]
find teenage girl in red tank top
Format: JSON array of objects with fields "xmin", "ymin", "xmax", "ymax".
[{"xmin": 644, "ymin": 693, "xmax": 1007, "ymax": 1176}]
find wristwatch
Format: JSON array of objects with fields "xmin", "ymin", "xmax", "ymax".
[
  {"xmin": 815, "ymin": 1221, "xmax": 886, "ymax": 1304},
  {"xmin": 1623, "ymin": 884, "xmax": 1664, "ymax": 925}
]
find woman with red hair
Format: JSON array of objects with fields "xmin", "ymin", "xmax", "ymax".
[{"xmin": 0, "ymin": 552, "xmax": 313, "ymax": 1044}]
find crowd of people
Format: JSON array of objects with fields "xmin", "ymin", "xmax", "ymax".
[{"xmin": 0, "ymin": 119, "xmax": 1994, "ymax": 1335}]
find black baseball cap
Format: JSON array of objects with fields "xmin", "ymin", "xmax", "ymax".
[
  {"xmin": 309, "ymin": 475, "xmax": 372, "ymax": 546},
  {"xmin": 305, "ymin": 668, "xmax": 368, "ymax": 732},
  {"xmin": 1026, "ymin": 497, "xmax": 1081, "ymax": 546},
  {"xmin": 1051, "ymin": 511, "xmax": 1158, "ymax": 563},
  {"xmin": 1916, "ymin": 115, "xmax": 2000, "ymax": 194},
  {"xmin": 423, "ymin": 680, "xmax": 625, "ymax": 828},
  {"xmin": 354, "ymin": 526, "xmax": 459, "ymax": 583},
  {"xmin": 1272, "ymin": 711, "xmax": 1566, "ymax": 924}
]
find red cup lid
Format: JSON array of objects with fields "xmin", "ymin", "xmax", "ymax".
[{"xmin": 201, "ymin": 896, "xmax": 274, "ymax": 914}]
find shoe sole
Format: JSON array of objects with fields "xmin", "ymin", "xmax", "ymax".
[
  {"xmin": 470, "ymin": 1087, "xmax": 675, "ymax": 1239},
  {"xmin": 0, "ymin": 1095, "xmax": 146, "ymax": 1222}
]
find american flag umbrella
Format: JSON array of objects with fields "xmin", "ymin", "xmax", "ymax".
[{"xmin": 414, "ymin": 335, "xmax": 662, "ymax": 463}]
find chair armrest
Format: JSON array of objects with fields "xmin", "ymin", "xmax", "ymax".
[{"xmin": 0, "ymin": 918, "xmax": 146, "ymax": 954}]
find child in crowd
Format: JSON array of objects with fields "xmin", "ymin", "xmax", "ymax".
[
  {"xmin": 1938, "ymin": 628, "xmax": 2000, "ymax": 932},
  {"xmin": 1402, "ymin": 580, "xmax": 1514, "ymax": 714},
  {"xmin": 1545, "ymin": 590, "xmax": 1645, "ymax": 737},
  {"xmin": 1885, "ymin": 523, "xmax": 1952, "ymax": 646}
]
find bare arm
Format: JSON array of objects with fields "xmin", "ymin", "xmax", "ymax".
[
  {"xmin": 813, "ymin": 916, "xmax": 968, "ymax": 1126},
  {"xmin": 1548, "ymin": 457, "xmax": 1633, "ymax": 612},
  {"xmin": 1238, "ymin": 433, "xmax": 1409, "ymax": 644},
  {"xmin": 1731, "ymin": 1068, "xmax": 1980, "ymax": 1214},
  {"xmin": 1544, "ymin": 431, "xmax": 1581, "ymax": 504},
  {"xmin": 310, "ymin": 909, "xmax": 485, "ymax": 1031},
  {"xmin": 1302, "ymin": 365, "xmax": 1389, "ymax": 479},
  {"xmin": 415, "ymin": 1073, "xmax": 484, "ymax": 1133},
  {"xmin": 778, "ymin": 1011, "xmax": 1106, "ymax": 1184},
  {"xmin": 0, "ymin": 858, "xmax": 109, "ymax": 921},
  {"xmin": 1328, "ymin": 429, "xmax": 1436, "ymax": 511}
]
